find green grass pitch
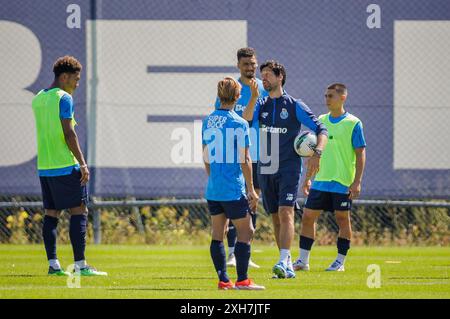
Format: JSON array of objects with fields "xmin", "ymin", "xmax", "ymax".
[{"xmin": 0, "ymin": 245, "xmax": 449, "ymax": 299}]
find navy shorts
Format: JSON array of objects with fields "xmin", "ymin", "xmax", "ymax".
[
  {"xmin": 207, "ymin": 195, "xmax": 251, "ymax": 220},
  {"xmin": 39, "ymin": 168, "xmax": 88, "ymax": 210},
  {"xmin": 304, "ymin": 189, "xmax": 352, "ymax": 212},
  {"xmin": 258, "ymin": 170, "xmax": 301, "ymax": 214}
]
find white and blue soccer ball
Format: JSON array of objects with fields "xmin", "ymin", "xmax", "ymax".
[{"xmin": 294, "ymin": 131, "xmax": 317, "ymax": 157}]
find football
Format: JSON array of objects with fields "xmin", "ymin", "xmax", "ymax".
[{"xmin": 294, "ymin": 131, "xmax": 317, "ymax": 157}]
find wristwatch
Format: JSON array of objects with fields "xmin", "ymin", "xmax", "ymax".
[{"xmin": 313, "ymin": 148, "xmax": 322, "ymax": 157}]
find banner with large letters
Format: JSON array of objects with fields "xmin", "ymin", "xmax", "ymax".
[{"xmin": 1, "ymin": 0, "xmax": 449, "ymax": 199}]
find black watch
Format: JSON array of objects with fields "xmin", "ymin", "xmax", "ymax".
[{"xmin": 313, "ymin": 148, "xmax": 322, "ymax": 157}]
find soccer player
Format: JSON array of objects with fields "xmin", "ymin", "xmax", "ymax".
[
  {"xmin": 293, "ymin": 83, "xmax": 366, "ymax": 272},
  {"xmin": 203, "ymin": 77, "xmax": 265, "ymax": 290},
  {"xmin": 31, "ymin": 56, "xmax": 106, "ymax": 276},
  {"xmin": 243, "ymin": 60, "xmax": 328, "ymax": 279},
  {"xmin": 215, "ymin": 47, "xmax": 268, "ymax": 269}
]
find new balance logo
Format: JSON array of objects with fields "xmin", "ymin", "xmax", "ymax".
[
  {"xmin": 261, "ymin": 112, "xmax": 269, "ymax": 119},
  {"xmin": 341, "ymin": 202, "xmax": 348, "ymax": 207},
  {"xmin": 286, "ymin": 193, "xmax": 294, "ymax": 201}
]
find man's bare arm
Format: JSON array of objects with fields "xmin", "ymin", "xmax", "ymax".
[
  {"xmin": 202, "ymin": 144, "xmax": 210, "ymax": 176},
  {"xmin": 61, "ymin": 119, "xmax": 89, "ymax": 185},
  {"xmin": 349, "ymin": 147, "xmax": 366, "ymax": 200}
]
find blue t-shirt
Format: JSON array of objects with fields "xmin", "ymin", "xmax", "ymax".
[
  {"xmin": 215, "ymin": 78, "xmax": 268, "ymax": 162},
  {"xmin": 38, "ymin": 91, "xmax": 80, "ymax": 177},
  {"xmin": 311, "ymin": 112, "xmax": 366, "ymax": 194},
  {"xmin": 202, "ymin": 109, "xmax": 251, "ymax": 201},
  {"xmin": 252, "ymin": 91, "xmax": 328, "ymax": 174}
]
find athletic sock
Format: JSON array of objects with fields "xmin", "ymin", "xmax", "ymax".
[
  {"xmin": 299, "ymin": 235, "xmax": 314, "ymax": 264},
  {"xmin": 228, "ymin": 247, "xmax": 235, "ymax": 256},
  {"xmin": 69, "ymin": 214, "xmax": 87, "ymax": 263},
  {"xmin": 48, "ymin": 259, "xmax": 61, "ymax": 270},
  {"xmin": 287, "ymin": 253, "xmax": 293, "ymax": 270},
  {"xmin": 336, "ymin": 253, "xmax": 346, "ymax": 264},
  {"xmin": 235, "ymin": 241, "xmax": 251, "ymax": 282},
  {"xmin": 75, "ymin": 259, "xmax": 87, "ymax": 270},
  {"xmin": 210, "ymin": 240, "xmax": 229, "ymax": 282},
  {"xmin": 279, "ymin": 249, "xmax": 290, "ymax": 265},
  {"xmin": 336, "ymin": 237, "xmax": 350, "ymax": 263},
  {"xmin": 43, "ymin": 215, "xmax": 58, "ymax": 261}
]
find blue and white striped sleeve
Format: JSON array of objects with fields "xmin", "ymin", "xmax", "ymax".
[{"xmin": 295, "ymin": 100, "xmax": 328, "ymax": 136}]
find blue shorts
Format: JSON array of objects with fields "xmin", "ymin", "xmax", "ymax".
[
  {"xmin": 304, "ymin": 189, "xmax": 352, "ymax": 212},
  {"xmin": 39, "ymin": 168, "xmax": 88, "ymax": 210},
  {"xmin": 207, "ymin": 195, "xmax": 251, "ymax": 220},
  {"xmin": 258, "ymin": 170, "xmax": 301, "ymax": 214}
]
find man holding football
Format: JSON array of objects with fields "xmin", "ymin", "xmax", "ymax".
[{"xmin": 243, "ymin": 60, "xmax": 328, "ymax": 279}]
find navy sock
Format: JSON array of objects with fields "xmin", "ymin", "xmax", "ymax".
[
  {"xmin": 337, "ymin": 237, "xmax": 351, "ymax": 256},
  {"xmin": 227, "ymin": 223, "xmax": 237, "ymax": 249},
  {"xmin": 235, "ymin": 241, "xmax": 251, "ymax": 282},
  {"xmin": 299, "ymin": 235, "xmax": 314, "ymax": 250},
  {"xmin": 43, "ymin": 215, "xmax": 58, "ymax": 261},
  {"xmin": 210, "ymin": 240, "xmax": 229, "ymax": 282},
  {"xmin": 69, "ymin": 214, "xmax": 87, "ymax": 262}
]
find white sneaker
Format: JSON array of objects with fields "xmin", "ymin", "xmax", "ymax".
[
  {"xmin": 226, "ymin": 253, "xmax": 236, "ymax": 267},
  {"xmin": 248, "ymin": 259, "xmax": 260, "ymax": 269},
  {"xmin": 292, "ymin": 258, "xmax": 310, "ymax": 271},
  {"xmin": 325, "ymin": 260, "xmax": 345, "ymax": 272}
]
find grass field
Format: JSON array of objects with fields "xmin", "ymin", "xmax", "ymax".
[{"xmin": 0, "ymin": 245, "xmax": 449, "ymax": 299}]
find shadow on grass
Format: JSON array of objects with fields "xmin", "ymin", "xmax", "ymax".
[
  {"xmin": 389, "ymin": 277, "xmax": 450, "ymax": 280},
  {"xmin": 106, "ymin": 288, "xmax": 205, "ymax": 291},
  {"xmin": 151, "ymin": 277, "xmax": 212, "ymax": 280},
  {"xmin": 0, "ymin": 274, "xmax": 47, "ymax": 278}
]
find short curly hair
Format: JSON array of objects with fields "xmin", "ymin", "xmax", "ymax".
[
  {"xmin": 237, "ymin": 47, "xmax": 256, "ymax": 62},
  {"xmin": 53, "ymin": 56, "xmax": 82, "ymax": 78}
]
